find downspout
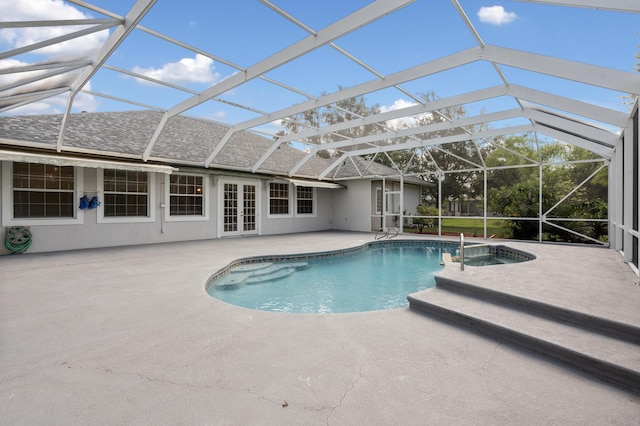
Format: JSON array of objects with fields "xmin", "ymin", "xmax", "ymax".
[
  {"xmin": 382, "ymin": 177, "xmax": 386, "ymax": 229},
  {"xmin": 483, "ymin": 169, "xmax": 487, "ymax": 239},
  {"xmin": 438, "ymin": 173, "xmax": 443, "ymax": 236},
  {"xmin": 539, "ymin": 165, "xmax": 543, "ymax": 242},
  {"xmin": 399, "ymin": 174, "xmax": 404, "ymax": 234},
  {"xmin": 160, "ymin": 174, "xmax": 166, "ymax": 233}
]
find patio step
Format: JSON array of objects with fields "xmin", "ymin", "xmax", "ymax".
[
  {"xmin": 408, "ymin": 283, "xmax": 640, "ymax": 393},
  {"xmin": 230, "ymin": 262, "xmax": 274, "ymax": 273},
  {"xmin": 216, "ymin": 261, "xmax": 309, "ymax": 287},
  {"xmin": 245, "ymin": 266, "xmax": 295, "ymax": 284}
]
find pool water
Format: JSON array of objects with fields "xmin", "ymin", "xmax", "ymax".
[{"xmin": 208, "ymin": 243, "xmax": 451, "ymax": 314}]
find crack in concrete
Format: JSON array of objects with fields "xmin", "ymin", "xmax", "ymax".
[
  {"xmin": 326, "ymin": 365, "xmax": 364, "ymax": 426},
  {"xmin": 480, "ymin": 341, "xmax": 502, "ymax": 376},
  {"xmin": 246, "ymin": 387, "xmax": 287, "ymax": 408},
  {"xmin": 480, "ymin": 343, "xmax": 510, "ymax": 417},
  {"xmin": 100, "ymin": 366, "xmax": 213, "ymax": 389}
]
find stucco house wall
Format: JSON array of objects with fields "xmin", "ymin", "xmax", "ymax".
[
  {"xmin": 0, "ymin": 164, "xmax": 343, "ymax": 254},
  {"xmin": 331, "ymin": 179, "xmax": 372, "ymax": 232}
]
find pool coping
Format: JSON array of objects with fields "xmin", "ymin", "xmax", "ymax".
[
  {"xmin": 1, "ymin": 231, "xmax": 639, "ymax": 424},
  {"xmin": 205, "ymin": 238, "xmax": 536, "ymax": 294}
]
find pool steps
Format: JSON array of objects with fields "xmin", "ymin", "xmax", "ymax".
[
  {"xmin": 216, "ymin": 262, "xmax": 309, "ymax": 287},
  {"xmin": 408, "ymin": 276, "xmax": 640, "ymax": 393}
]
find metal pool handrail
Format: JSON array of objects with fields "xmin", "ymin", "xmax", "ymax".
[
  {"xmin": 375, "ymin": 227, "xmax": 399, "ymax": 240},
  {"xmin": 460, "ymin": 233, "xmax": 465, "ymax": 271}
]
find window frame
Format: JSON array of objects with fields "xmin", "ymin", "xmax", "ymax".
[
  {"xmin": 267, "ymin": 182, "xmax": 291, "ymax": 217},
  {"xmin": 294, "ymin": 185, "xmax": 316, "ymax": 217},
  {"xmin": 164, "ymin": 173, "xmax": 209, "ymax": 222},
  {"xmin": 97, "ymin": 169, "xmax": 155, "ymax": 223},
  {"xmin": 2, "ymin": 161, "xmax": 84, "ymax": 226}
]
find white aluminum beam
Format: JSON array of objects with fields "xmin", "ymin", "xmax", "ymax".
[
  {"xmin": 0, "ymin": 22, "xmax": 118, "ymax": 61},
  {"xmin": 212, "ymin": 46, "xmax": 483, "ymax": 168},
  {"xmin": 0, "ymin": 18, "xmax": 120, "ymax": 28},
  {"xmin": 217, "ymin": 46, "xmax": 481, "ymax": 137},
  {"xmin": 0, "ymin": 63, "xmax": 88, "ymax": 93},
  {"xmin": 318, "ymin": 124, "xmax": 534, "ymax": 179},
  {"xmin": 543, "ymin": 162, "xmax": 608, "ymax": 217},
  {"xmin": 251, "ymin": 85, "xmax": 509, "ymax": 173},
  {"xmin": 287, "ymin": 108, "xmax": 523, "ymax": 176},
  {"xmin": 513, "ymin": 0, "xmax": 640, "ymax": 13},
  {"xmin": 0, "ymin": 88, "xmax": 70, "ymax": 113},
  {"xmin": 0, "ymin": 60, "xmax": 92, "ymax": 76},
  {"xmin": 216, "ymin": 44, "xmax": 636, "ymax": 171},
  {"xmin": 507, "ymin": 84, "xmax": 628, "ymax": 127},
  {"xmin": 328, "ymin": 108, "xmax": 522, "ymax": 153},
  {"xmin": 255, "ymin": 82, "xmax": 627, "ymax": 174},
  {"xmin": 533, "ymin": 123, "xmax": 614, "ymax": 158},
  {"xmin": 523, "ymin": 107, "xmax": 619, "ymax": 147},
  {"xmin": 144, "ymin": 0, "xmax": 415, "ymax": 161},
  {"xmin": 481, "ymin": 45, "xmax": 640, "ymax": 95},
  {"xmin": 81, "ymin": 89, "xmax": 166, "ymax": 112},
  {"xmin": 348, "ymin": 124, "xmax": 534, "ymax": 157},
  {"xmin": 56, "ymin": 0, "xmax": 157, "ymax": 152}
]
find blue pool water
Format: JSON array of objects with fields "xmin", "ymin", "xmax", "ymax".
[{"xmin": 207, "ymin": 242, "xmax": 453, "ymax": 314}]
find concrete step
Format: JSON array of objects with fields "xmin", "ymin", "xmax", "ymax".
[
  {"xmin": 216, "ymin": 261, "xmax": 309, "ymax": 287},
  {"xmin": 434, "ymin": 276, "xmax": 640, "ymax": 344},
  {"xmin": 230, "ymin": 262, "xmax": 274, "ymax": 273},
  {"xmin": 408, "ymin": 287, "xmax": 640, "ymax": 393},
  {"xmin": 245, "ymin": 267, "xmax": 295, "ymax": 284}
]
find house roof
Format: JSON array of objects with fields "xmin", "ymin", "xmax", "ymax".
[
  {"xmin": 1, "ymin": 1, "xmax": 638, "ymax": 180},
  {"xmin": 0, "ymin": 110, "xmax": 406, "ymax": 180}
]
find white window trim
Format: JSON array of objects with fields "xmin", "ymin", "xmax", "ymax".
[
  {"xmin": 294, "ymin": 186, "xmax": 317, "ymax": 217},
  {"xmin": 97, "ymin": 169, "xmax": 155, "ymax": 224},
  {"xmin": 164, "ymin": 173, "xmax": 209, "ymax": 222},
  {"xmin": 267, "ymin": 181, "xmax": 292, "ymax": 218},
  {"xmin": 2, "ymin": 161, "xmax": 84, "ymax": 226}
]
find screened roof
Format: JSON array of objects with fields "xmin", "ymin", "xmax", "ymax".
[{"xmin": 1, "ymin": 0, "xmax": 639, "ymax": 180}]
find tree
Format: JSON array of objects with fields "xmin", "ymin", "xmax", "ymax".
[
  {"xmin": 413, "ymin": 204, "xmax": 440, "ymax": 233},
  {"xmin": 279, "ymin": 87, "xmax": 381, "ymax": 157},
  {"xmin": 483, "ymin": 135, "xmax": 608, "ymax": 241},
  {"xmin": 375, "ymin": 91, "xmax": 488, "ymax": 203}
]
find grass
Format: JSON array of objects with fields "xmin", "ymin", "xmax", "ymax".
[{"xmin": 406, "ymin": 217, "xmax": 513, "ymax": 238}]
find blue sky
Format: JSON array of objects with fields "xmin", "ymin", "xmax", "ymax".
[{"xmin": 0, "ymin": 0, "xmax": 638, "ymax": 135}]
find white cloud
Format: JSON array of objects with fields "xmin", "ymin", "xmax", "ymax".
[
  {"xmin": 0, "ymin": 0, "xmax": 109, "ymax": 58},
  {"xmin": 379, "ymin": 98, "xmax": 417, "ymax": 113},
  {"xmin": 3, "ymin": 82, "xmax": 98, "ymax": 116},
  {"xmin": 0, "ymin": 58, "xmax": 95, "ymax": 113},
  {"xmin": 0, "ymin": 0, "xmax": 105, "ymax": 114},
  {"xmin": 206, "ymin": 110, "xmax": 226, "ymax": 122},
  {"xmin": 477, "ymin": 6, "xmax": 518, "ymax": 26},
  {"xmin": 379, "ymin": 98, "xmax": 432, "ymax": 129},
  {"xmin": 132, "ymin": 54, "xmax": 220, "ymax": 86}
]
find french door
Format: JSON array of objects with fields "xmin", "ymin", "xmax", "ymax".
[{"xmin": 220, "ymin": 180, "xmax": 258, "ymax": 236}]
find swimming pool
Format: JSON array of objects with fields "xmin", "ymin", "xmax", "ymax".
[{"xmin": 206, "ymin": 240, "xmax": 533, "ymax": 314}]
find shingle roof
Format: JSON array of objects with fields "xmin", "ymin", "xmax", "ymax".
[{"xmin": 0, "ymin": 111, "xmax": 403, "ymax": 180}]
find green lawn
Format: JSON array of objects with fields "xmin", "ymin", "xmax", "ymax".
[{"xmin": 406, "ymin": 217, "xmax": 513, "ymax": 238}]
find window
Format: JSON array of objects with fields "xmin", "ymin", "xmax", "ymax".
[
  {"xmin": 100, "ymin": 169, "xmax": 153, "ymax": 221},
  {"xmin": 296, "ymin": 186, "xmax": 314, "ymax": 215},
  {"xmin": 12, "ymin": 162, "xmax": 74, "ymax": 218},
  {"xmin": 269, "ymin": 182, "xmax": 289, "ymax": 215},
  {"xmin": 169, "ymin": 174, "xmax": 204, "ymax": 216}
]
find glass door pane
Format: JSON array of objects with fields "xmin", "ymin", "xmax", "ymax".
[
  {"xmin": 243, "ymin": 184, "xmax": 256, "ymax": 231},
  {"xmin": 223, "ymin": 183, "xmax": 238, "ymax": 232}
]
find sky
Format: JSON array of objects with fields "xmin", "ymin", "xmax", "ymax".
[{"xmin": 0, "ymin": 0, "xmax": 638, "ymax": 137}]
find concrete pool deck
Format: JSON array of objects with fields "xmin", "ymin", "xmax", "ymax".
[{"xmin": 1, "ymin": 231, "xmax": 639, "ymax": 425}]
